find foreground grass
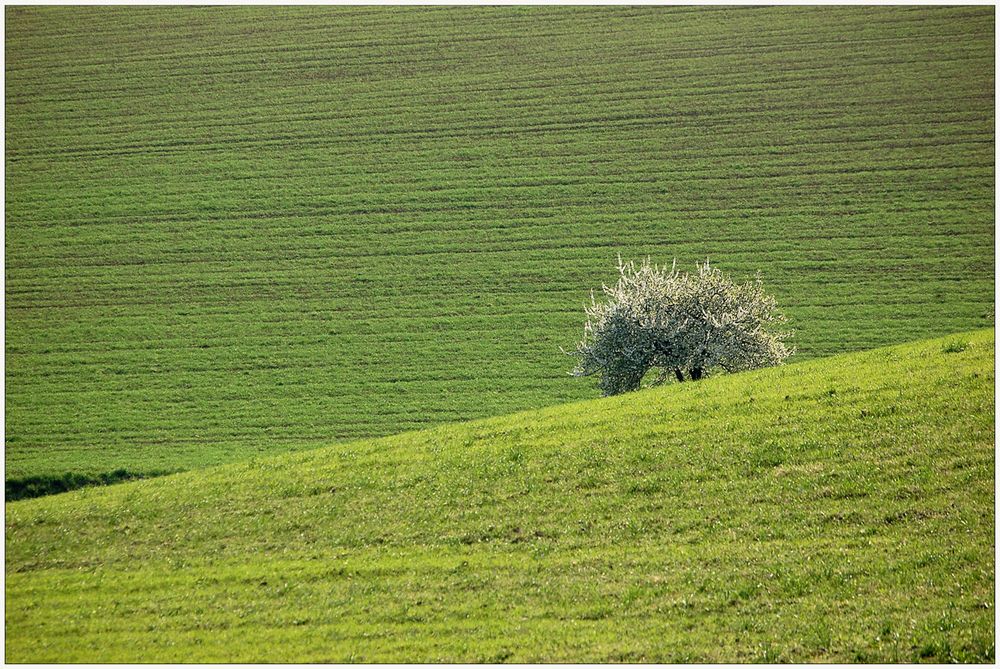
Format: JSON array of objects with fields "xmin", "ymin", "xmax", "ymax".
[
  {"xmin": 6, "ymin": 330, "xmax": 994, "ymax": 662},
  {"xmin": 6, "ymin": 6, "xmax": 995, "ymax": 479}
]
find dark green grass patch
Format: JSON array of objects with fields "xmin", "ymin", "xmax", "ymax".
[
  {"xmin": 5, "ymin": 7, "xmax": 994, "ymax": 478},
  {"xmin": 942, "ymin": 338, "xmax": 970, "ymax": 354},
  {"xmin": 5, "ymin": 331, "xmax": 994, "ymax": 662},
  {"xmin": 4, "ymin": 468, "xmax": 172, "ymax": 501}
]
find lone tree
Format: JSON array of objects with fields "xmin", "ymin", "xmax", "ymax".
[{"xmin": 570, "ymin": 257, "xmax": 793, "ymax": 396}]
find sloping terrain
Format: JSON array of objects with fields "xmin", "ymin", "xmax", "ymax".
[
  {"xmin": 6, "ymin": 331, "xmax": 994, "ymax": 662},
  {"xmin": 5, "ymin": 6, "xmax": 995, "ymax": 479}
]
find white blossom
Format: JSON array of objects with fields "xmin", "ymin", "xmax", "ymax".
[{"xmin": 570, "ymin": 257, "xmax": 794, "ymax": 395}]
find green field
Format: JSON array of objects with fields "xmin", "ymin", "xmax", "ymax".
[
  {"xmin": 6, "ymin": 331, "xmax": 994, "ymax": 662},
  {"xmin": 5, "ymin": 6, "xmax": 994, "ymax": 480}
]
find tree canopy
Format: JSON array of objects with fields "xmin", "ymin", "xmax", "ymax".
[{"xmin": 570, "ymin": 258, "xmax": 793, "ymax": 396}]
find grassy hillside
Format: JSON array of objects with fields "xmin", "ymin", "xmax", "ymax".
[
  {"xmin": 5, "ymin": 7, "xmax": 994, "ymax": 479},
  {"xmin": 6, "ymin": 330, "xmax": 994, "ymax": 662}
]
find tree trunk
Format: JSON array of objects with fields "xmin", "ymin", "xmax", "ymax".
[
  {"xmin": 690, "ymin": 367, "xmax": 703, "ymax": 381},
  {"xmin": 674, "ymin": 368, "xmax": 685, "ymax": 383}
]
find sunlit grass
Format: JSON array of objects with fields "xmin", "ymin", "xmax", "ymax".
[{"xmin": 5, "ymin": 331, "xmax": 994, "ymax": 662}]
